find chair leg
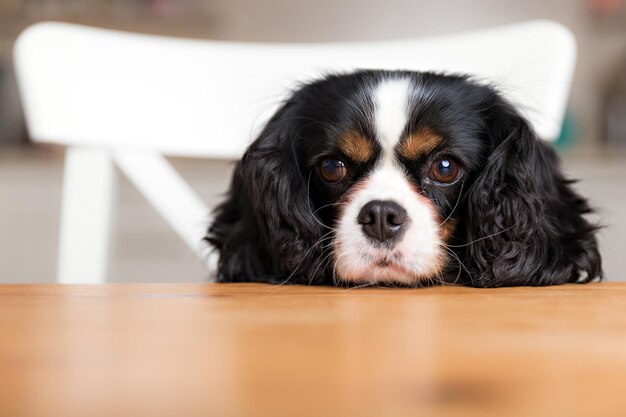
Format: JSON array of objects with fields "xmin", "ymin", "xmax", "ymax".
[
  {"xmin": 113, "ymin": 152, "xmax": 209, "ymax": 255},
  {"xmin": 57, "ymin": 147, "xmax": 115, "ymax": 284},
  {"xmin": 114, "ymin": 152, "xmax": 217, "ymax": 279}
]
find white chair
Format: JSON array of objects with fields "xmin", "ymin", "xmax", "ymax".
[{"xmin": 13, "ymin": 20, "xmax": 576, "ymax": 283}]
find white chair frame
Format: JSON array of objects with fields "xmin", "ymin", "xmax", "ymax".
[{"xmin": 13, "ymin": 20, "xmax": 576, "ymax": 283}]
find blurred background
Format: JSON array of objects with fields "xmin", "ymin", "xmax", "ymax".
[{"xmin": 1, "ymin": 0, "xmax": 625, "ymax": 283}]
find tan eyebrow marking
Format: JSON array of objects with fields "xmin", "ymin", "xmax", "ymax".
[
  {"xmin": 338, "ymin": 131, "xmax": 375, "ymax": 163},
  {"xmin": 399, "ymin": 127, "xmax": 443, "ymax": 160}
]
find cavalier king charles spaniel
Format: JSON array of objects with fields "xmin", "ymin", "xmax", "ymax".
[{"xmin": 206, "ymin": 70, "xmax": 602, "ymax": 287}]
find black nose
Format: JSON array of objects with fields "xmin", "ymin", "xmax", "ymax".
[{"xmin": 357, "ymin": 200, "xmax": 408, "ymax": 243}]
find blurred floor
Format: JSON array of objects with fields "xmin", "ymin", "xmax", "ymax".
[{"xmin": 1, "ymin": 145, "xmax": 625, "ymax": 283}]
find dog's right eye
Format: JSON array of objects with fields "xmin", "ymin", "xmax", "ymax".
[{"xmin": 320, "ymin": 159, "xmax": 347, "ymax": 182}]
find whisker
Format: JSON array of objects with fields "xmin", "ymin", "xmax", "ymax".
[
  {"xmin": 442, "ymin": 246, "xmax": 473, "ymax": 282},
  {"xmin": 275, "ymin": 231, "xmax": 335, "ymax": 286},
  {"xmin": 312, "ymin": 201, "xmax": 345, "ymax": 215},
  {"xmin": 308, "ymin": 248, "xmax": 335, "ymax": 285},
  {"xmin": 332, "ymin": 252, "xmax": 347, "ymax": 288},
  {"xmin": 437, "ymin": 177, "xmax": 465, "ymax": 227},
  {"xmin": 445, "ymin": 225, "xmax": 515, "ymax": 248},
  {"xmin": 443, "ymin": 258, "xmax": 462, "ymax": 286},
  {"xmin": 307, "ymin": 173, "xmax": 335, "ymax": 231},
  {"xmin": 347, "ymin": 280, "xmax": 376, "ymax": 290},
  {"xmin": 319, "ymin": 247, "xmax": 340, "ymax": 285},
  {"xmin": 435, "ymin": 270, "xmax": 446, "ymax": 286}
]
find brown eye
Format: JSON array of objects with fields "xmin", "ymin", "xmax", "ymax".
[
  {"xmin": 430, "ymin": 158, "xmax": 461, "ymax": 184},
  {"xmin": 320, "ymin": 159, "xmax": 347, "ymax": 182}
]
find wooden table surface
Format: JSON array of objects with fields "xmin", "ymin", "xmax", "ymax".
[{"xmin": 1, "ymin": 283, "xmax": 626, "ymax": 417}]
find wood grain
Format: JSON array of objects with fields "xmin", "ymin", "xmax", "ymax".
[{"xmin": 1, "ymin": 283, "xmax": 625, "ymax": 417}]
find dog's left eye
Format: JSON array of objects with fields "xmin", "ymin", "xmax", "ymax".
[
  {"xmin": 429, "ymin": 158, "xmax": 461, "ymax": 184},
  {"xmin": 320, "ymin": 159, "xmax": 347, "ymax": 182}
]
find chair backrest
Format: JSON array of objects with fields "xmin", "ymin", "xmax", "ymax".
[
  {"xmin": 12, "ymin": 20, "xmax": 577, "ymax": 283},
  {"xmin": 16, "ymin": 20, "xmax": 576, "ymax": 156}
]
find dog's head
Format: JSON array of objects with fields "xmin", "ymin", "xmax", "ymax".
[{"xmin": 207, "ymin": 70, "xmax": 601, "ymax": 287}]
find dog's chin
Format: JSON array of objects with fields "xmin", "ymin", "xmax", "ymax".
[{"xmin": 335, "ymin": 255, "xmax": 441, "ymax": 286}]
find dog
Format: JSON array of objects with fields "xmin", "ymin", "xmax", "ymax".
[{"xmin": 205, "ymin": 70, "xmax": 602, "ymax": 287}]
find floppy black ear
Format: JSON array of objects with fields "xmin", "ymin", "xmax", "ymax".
[
  {"xmin": 464, "ymin": 101, "xmax": 602, "ymax": 287},
  {"xmin": 206, "ymin": 105, "xmax": 325, "ymax": 284}
]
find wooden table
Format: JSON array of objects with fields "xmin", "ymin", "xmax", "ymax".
[{"xmin": 1, "ymin": 283, "xmax": 625, "ymax": 417}]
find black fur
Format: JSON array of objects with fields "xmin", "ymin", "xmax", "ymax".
[{"xmin": 205, "ymin": 70, "xmax": 602, "ymax": 287}]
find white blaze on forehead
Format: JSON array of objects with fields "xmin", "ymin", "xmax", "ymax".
[{"xmin": 373, "ymin": 77, "xmax": 412, "ymax": 158}]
